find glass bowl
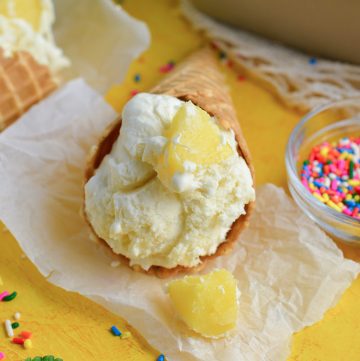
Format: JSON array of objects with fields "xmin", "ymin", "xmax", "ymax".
[{"xmin": 286, "ymin": 98, "xmax": 360, "ymax": 243}]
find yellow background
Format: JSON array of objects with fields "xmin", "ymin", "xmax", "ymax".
[{"xmin": 1, "ymin": 0, "xmax": 360, "ymax": 360}]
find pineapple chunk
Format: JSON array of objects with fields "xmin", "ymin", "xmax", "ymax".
[
  {"xmin": 168, "ymin": 269, "xmax": 239, "ymax": 338},
  {"xmin": 157, "ymin": 102, "xmax": 233, "ymax": 189}
]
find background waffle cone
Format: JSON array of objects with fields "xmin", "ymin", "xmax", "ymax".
[
  {"xmin": 84, "ymin": 46, "xmax": 255, "ymax": 278},
  {"xmin": 0, "ymin": 49, "xmax": 56, "ymax": 131}
]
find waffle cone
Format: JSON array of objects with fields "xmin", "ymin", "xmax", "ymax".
[
  {"xmin": 84, "ymin": 47, "xmax": 255, "ymax": 278},
  {"xmin": 0, "ymin": 49, "xmax": 56, "ymax": 131}
]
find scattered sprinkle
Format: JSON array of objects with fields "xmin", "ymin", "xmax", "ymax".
[
  {"xmin": 0, "ymin": 291, "xmax": 10, "ymax": 301},
  {"xmin": 159, "ymin": 61, "xmax": 175, "ymax": 74},
  {"xmin": 110, "ymin": 261, "xmax": 121, "ymax": 268},
  {"xmin": 20, "ymin": 331, "xmax": 32, "ymax": 339},
  {"xmin": 120, "ymin": 331, "xmax": 131, "ymax": 339},
  {"xmin": 130, "ymin": 89, "xmax": 139, "ymax": 97},
  {"xmin": 110, "ymin": 325, "xmax": 122, "ymax": 336},
  {"xmin": 23, "ymin": 339, "xmax": 33, "ymax": 350},
  {"xmin": 227, "ymin": 59, "xmax": 234, "ymax": 68},
  {"xmin": 0, "ymin": 352, "xmax": 5, "ymax": 360},
  {"xmin": 2, "ymin": 291, "xmax": 17, "ymax": 302},
  {"xmin": 237, "ymin": 74, "xmax": 246, "ymax": 81},
  {"xmin": 301, "ymin": 136, "xmax": 360, "ymax": 220},
  {"xmin": 12, "ymin": 337, "xmax": 25, "ymax": 345},
  {"xmin": 308, "ymin": 57, "xmax": 318, "ymax": 65},
  {"xmin": 134, "ymin": 73, "xmax": 141, "ymax": 82},
  {"xmin": 11, "ymin": 322, "xmax": 19, "ymax": 329},
  {"xmin": 20, "ymin": 254, "xmax": 27, "ymax": 260},
  {"xmin": 157, "ymin": 354, "xmax": 165, "ymax": 361},
  {"xmin": 4, "ymin": 320, "xmax": 14, "ymax": 338},
  {"xmin": 14, "ymin": 312, "xmax": 21, "ymax": 320}
]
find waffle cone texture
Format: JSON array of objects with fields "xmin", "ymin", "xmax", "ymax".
[
  {"xmin": 84, "ymin": 47, "xmax": 255, "ymax": 278},
  {"xmin": 0, "ymin": 49, "xmax": 56, "ymax": 131}
]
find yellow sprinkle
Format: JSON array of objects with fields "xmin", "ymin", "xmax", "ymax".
[
  {"xmin": 339, "ymin": 152, "xmax": 350, "ymax": 160},
  {"xmin": 320, "ymin": 147, "xmax": 329, "ymax": 156},
  {"xmin": 348, "ymin": 179, "xmax": 360, "ymax": 187},
  {"xmin": 309, "ymin": 183, "xmax": 316, "ymax": 190},
  {"xmin": 337, "ymin": 202, "xmax": 345, "ymax": 210},
  {"xmin": 24, "ymin": 339, "xmax": 33, "ymax": 349},
  {"xmin": 327, "ymin": 200, "xmax": 341, "ymax": 212},
  {"xmin": 120, "ymin": 331, "xmax": 131, "ymax": 339},
  {"xmin": 313, "ymin": 193, "xmax": 325, "ymax": 202},
  {"xmin": 346, "ymin": 194, "xmax": 352, "ymax": 200},
  {"xmin": 355, "ymin": 195, "xmax": 360, "ymax": 202},
  {"xmin": 323, "ymin": 193, "xmax": 330, "ymax": 202}
]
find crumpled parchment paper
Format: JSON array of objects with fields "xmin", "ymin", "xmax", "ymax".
[
  {"xmin": 0, "ymin": 79, "xmax": 359, "ymax": 361},
  {"xmin": 53, "ymin": 0, "xmax": 150, "ymax": 92}
]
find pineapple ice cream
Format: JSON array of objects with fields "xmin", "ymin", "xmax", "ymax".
[
  {"xmin": 0, "ymin": 0, "xmax": 69, "ymax": 75},
  {"xmin": 85, "ymin": 93, "xmax": 255, "ymax": 270}
]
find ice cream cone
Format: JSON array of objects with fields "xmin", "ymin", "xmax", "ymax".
[
  {"xmin": 0, "ymin": 49, "xmax": 56, "ymax": 131},
  {"xmin": 84, "ymin": 46, "xmax": 255, "ymax": 278}
]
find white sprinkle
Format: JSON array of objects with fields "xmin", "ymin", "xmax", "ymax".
[
  {"xmin": 5, "ymin": 319, "xmax": 13, "ymax": 337},
  {"xmin": 14, "ymin": 312, "xmax": 21, "ymax": 321},
  {"xmin": 110, "ymin": 261, "xmax": 121, "ymax": 268},
  {"xmin": 329, "ymin": 173, "xmax": 337, "ymax": 180}
]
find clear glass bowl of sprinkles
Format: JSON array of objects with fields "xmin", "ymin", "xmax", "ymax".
[{"xmin": 286, "ymin": 98, "xmax": 360, "ymax": 244}]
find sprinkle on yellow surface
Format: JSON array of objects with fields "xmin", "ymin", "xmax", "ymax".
[
  {"xmin": 157, "ymin": 102, "xmax": 232, "ymax": 186},
  {"xmin": 168, "ymin": 269, "xmax": 238, "ymax": 338},
  {"xmin": 0, "ymin": 0, "xmax": 43, "ymax": 31}
]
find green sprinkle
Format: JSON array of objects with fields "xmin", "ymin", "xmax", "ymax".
[
  {"xmin": 42, "ymin": 356, "xmax": 55, "ymax": 361},
  {"xmin": 326, "ymin": 160, "xmax": 332, "ymax": 165},
  {"xmin": 32, "ymin": 358, "xmax": 42, "ymax": 361},
  {"xmin": 349, "ymin": 160, "xmax": 354, "ymax": 179},
  {"xmin": 54, "ymin": 359, "xmax": 63, "ymax": 361},
  {"xmin": 303, "ymin": 160, "xmax": 310, "ymax": 166},
  {"xmin": 2, "ymin": 291, "xmax": 17, "ymax": 302},
  {"xmin": 25, "ymin": 358, "xmax": 32, "ymax": 361},
  {"xmin": 12, "ymin": 322, "xmax": 20, "ymax": 329}
]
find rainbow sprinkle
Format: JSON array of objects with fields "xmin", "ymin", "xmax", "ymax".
[
  {"xmin": 159, "ymin": 61, "xmax": 175, "ymax": 74},
  {"xmin": 301, "ymin": 136, "xmax": 360, "ymax": 220}
]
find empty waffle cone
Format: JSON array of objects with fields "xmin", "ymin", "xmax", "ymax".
[
  {"xmin": 84, "ymin": 46, "xmax": 255, "ymax": 278},
  {"xmin": 0, "ymin": 49, "xmax": 56, "ymax": 131}
]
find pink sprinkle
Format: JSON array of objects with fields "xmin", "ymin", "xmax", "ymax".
[
  {"xmin": 331, "ymin": 180, "xmax": 338, "ymax": 191},
  {"xmin": 338, "ymin": 160, "xmax": 345, "ymax": 171},
  {"xmin": 302, "ymin": 179, "xmax": 310, "ymax": 190},
  {"xmin": 130, "ymin": 90, "xmax": 139, "ymax": 97},
  {"xmin": 0, "ymin": 352, "xmax": 5, "ymax": 360},
  {"xmin": 159, "ymin": 63, "xmax": 174, "ymax": 74},
  {"xmin": 0, "ymin": 291, "xmax": 9, "ymax": 301},
  {"xmin": 342, "ymin": 208, "xmax": 352, "ymax": 216}
]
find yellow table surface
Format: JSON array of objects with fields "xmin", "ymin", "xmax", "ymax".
[{"xmin": 1, "ymin": 0, "xmax": 360, "ymax": 360}]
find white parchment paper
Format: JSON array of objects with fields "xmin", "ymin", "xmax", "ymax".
[
  {"xmin": 0, "ymin": 79, "xmax": 359, "ymax": 361},
  {"xmin": 53, "ymin": 0, "xmax": 150, "ymax": 92}
]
